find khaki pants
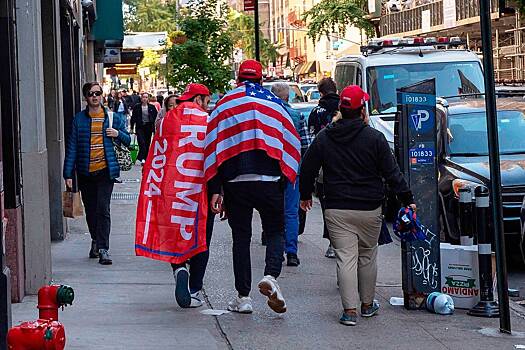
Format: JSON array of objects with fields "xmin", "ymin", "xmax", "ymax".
[{"xmin": 325, "ymin": 207, "xmax": 382, "ymax": 310}]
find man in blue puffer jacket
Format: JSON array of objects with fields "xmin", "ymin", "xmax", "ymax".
[
  {"xmin": 63, "ymin": 81, "xmax": 131, "ymax": 265},
  {"xmin": 271, "ymin": 83, "xmax": 302, "ymax": 267}
]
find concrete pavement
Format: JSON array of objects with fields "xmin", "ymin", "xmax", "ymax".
[{"xmin": 11, "ymin": 165, "xmax": 525, "ymax": 349}]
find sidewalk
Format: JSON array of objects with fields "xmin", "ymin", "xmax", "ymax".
[{"xmin": 11, "ymin": 165, "xmax": 525, "ymax": 349}]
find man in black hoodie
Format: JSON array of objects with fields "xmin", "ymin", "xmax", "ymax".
[
  {"xmin": 307, "ymin": 78, "xmax": 340, "ymax": 258},
  {"xmin": 300, "ymin": 85, "xmax": 416, "ymax": 326}
]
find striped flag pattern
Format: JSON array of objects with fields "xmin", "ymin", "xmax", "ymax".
[{"xmin": 203, "ymin": 82, "xmax": 301, "ymax": 183}]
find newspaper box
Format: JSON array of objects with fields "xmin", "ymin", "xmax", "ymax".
[{"xmin": 440, "ymin": 243, "xmax": 480, "ymax": 309}]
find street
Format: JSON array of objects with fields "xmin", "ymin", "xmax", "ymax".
[{"xmin": 11, "ymin": 166, "xmax": 525, "ymax": 349}]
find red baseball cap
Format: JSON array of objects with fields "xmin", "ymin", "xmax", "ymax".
[
  {"xmin": 178, "ymin": 83, "xmax": 210, "ymax": 102},
  {"xmin": 339, "ymin": 85, "xmax": 370, "ymax": 110},
  {"xmin": 238, "ymin": 59, "xmax": 263, "ymax": 80}
]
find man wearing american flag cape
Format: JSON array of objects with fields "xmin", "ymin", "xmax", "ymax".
[{"xmin": 205, "ymin": 60, "xmax": 301, "ymax": 314}]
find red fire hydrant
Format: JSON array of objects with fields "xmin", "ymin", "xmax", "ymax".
[{"xmin": 7, "ymin": 284, "xmax": 74, "ymax": 350}]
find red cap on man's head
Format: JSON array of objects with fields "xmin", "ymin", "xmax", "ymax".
[
  {"xmin": 339, "ymin": 85, "xmax": 370, "ymax": 110},
  {"xmin": 238, "ymin": 59, "xmax": 263, "ymax": 80},
  {"xmin": 178, "ymin": 83, "xmax": 210, "ymax": 102}
]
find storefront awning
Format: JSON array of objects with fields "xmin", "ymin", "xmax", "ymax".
[
  {"xmin": 92, "ymin": 0, "xmax": 124, "ymax": 42},
  {"xmin": 299, "ymin": 61, "xmax": 316, "ymax": 75}
]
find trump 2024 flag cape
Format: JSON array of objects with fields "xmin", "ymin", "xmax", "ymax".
[{"xmin": 135, "ymin": 102, "xmax": 208, "ymax": 264}]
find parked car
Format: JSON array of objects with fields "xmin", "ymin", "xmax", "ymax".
[
  {"xmin": 436, "ymin": 98, "xmax": 525, "ymax": 256},
  {"xmin": 300, "ymin": 83, "xmax": 317, "ymax": 96},
  {"xmin": 521, "ymin": 197, "xmax": 525, "ymax": 259},
  {"xmin": 305, "ymin": 88, "xmax": 321, "ymax": 102},
  {"xmin": 290, "ymin": 101, "xmax": 317, "ymax": 119},
  {"xmin": 263, "ymin": 81, "xmax": 306, "ymax": 103}
]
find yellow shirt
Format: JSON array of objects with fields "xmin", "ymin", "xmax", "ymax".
[{"xmin": 89, "ymin": 109, "xmax": 107, "ymax": 172}]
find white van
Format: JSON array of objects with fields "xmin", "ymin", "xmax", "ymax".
[{"xmin": 333, "ymin": 38, "xmax": 485, "ymax": 146}]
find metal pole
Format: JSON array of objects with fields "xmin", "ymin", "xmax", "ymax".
[
  {"xmin": 468, "ymin": 186, "xmax": 499, "ymax": 318},
  {"xmin": 478, "ymin": 0, "xmax": 511, "ymax": 333},
  {"xmin": 459, "ymin": 188, "xmax": 474, "ymax": 246},
  {"xmin": 254, "ymin": 0, "xmax": 261, "ymax": 62}
]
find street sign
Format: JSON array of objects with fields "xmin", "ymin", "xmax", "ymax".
[
  {"xmin": 244, "ymin": 0, "xmax": 255, "ymax": 11},
  {"xmin": 103, "ymin": 48, "xmax": 121, "ymax": 64},
  {"xmin": 396, "ymin": 79, "xmax": 441, "ymax": 309}
]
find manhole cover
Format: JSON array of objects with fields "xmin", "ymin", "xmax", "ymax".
[{"xmin": 112, "ymin": 192, "xmax": 139, "ymax": 200}]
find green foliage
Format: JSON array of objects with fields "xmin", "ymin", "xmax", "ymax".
[
  {"xmin": 167, "ymin": 0, "xmax": 233, "ymax": 92},
  {"xmin": 138, "ymin": 50, "xmax": 161, "ymax": 76},
  {"xmin": 228, "ymin": 11, "xmax": 280, "ymax": 66},
  {"xmin": 302, "ymin": 0, "xmax": 374, "ymax": 42},
  {"xmin": 123, "ymin": 0, "xmax": 177, "ymax": 32}
]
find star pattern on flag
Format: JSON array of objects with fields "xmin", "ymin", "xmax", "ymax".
[{"xmin": 245, "ymin": 83, "xmax": 284, "ymax": 108}]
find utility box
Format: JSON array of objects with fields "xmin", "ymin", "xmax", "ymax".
[{"xmin": 440, "ymin": 243, "xmax": 480, "ymax": 309}]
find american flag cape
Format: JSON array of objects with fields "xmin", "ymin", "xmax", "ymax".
[
  {"xmin": 203, "ymin": 83, "xmax": 301, "ymax": 183},
  {"xmin": 135, "ymin": 102, "xmax": 208, "ymax": 264}
]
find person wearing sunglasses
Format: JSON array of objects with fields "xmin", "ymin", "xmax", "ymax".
[{"xmin": 63, "ymin": 81, "xmax": 131, "ymax": 265}]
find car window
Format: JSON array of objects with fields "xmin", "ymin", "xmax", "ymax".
[
  {"xmin": 447, "ymin": 111, "xmax": 525, "ymax": 155},
  {"xmin": 367, "ymin": 61, "xmax": 484, "ymax": 115},
  {"xmin": 334, "ymin": 64, "xmax": 356, "ymax": 92},
  {"xmin": 289, "ymin": 85, "xmax": 305, "ymax": 103}
]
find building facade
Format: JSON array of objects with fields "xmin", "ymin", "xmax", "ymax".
[
  {"xmin": 376, "ymin": 0, "xmax": 523, "ymax": 81},
  {"xmin": 0, "ymin": 0, "xmax": 124, "ymax": 345}
]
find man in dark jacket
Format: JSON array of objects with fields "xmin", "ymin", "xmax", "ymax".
[
  {"xmin": 307, "ymin": 77, "xmax": 340, "ymax": 258},
  {"xmin": 308, "ymin": 77, "xmax": 340, "ymax": 136},
  {"xmin": 206, "ymin": 60, "xmax": 299, "ymax": 315},
  {"xmin": 300, "ymin": 85, "xmax": 416, "ymax": 326},
  {"xmin": 131, "ymin": 92, "xmax": 158, "ymax": 164}
]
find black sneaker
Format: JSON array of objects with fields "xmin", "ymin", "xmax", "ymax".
[
  {"xmin": 361, "ymin": 300, "xmax": 380, "ymax": 317},
  {"xmin": 98, "ymin": 249, "xmax": 112, "ymax": 265},
  {"xmin": 261, "ymin": 232, "xmax": 267, "ymax": 246},
  {"xmin": 174, "ymin": 267, "xmax": 191, "ymax": 308},
  {"xmin": 89, "ymin": 241, "xmax": 99, "ymax": 259},
  {"xmin": 286, "ymin": 253, "xmax": 300, "ymax": 266}
]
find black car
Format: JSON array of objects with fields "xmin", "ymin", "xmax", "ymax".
[{"xmin": 437, "ymin": 98, "xmax": 525, "ymax": 257}]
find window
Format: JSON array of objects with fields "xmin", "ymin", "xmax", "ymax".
[{"xmin": 334, "ymin": 64, "xmax": 356, "ymax": 92}]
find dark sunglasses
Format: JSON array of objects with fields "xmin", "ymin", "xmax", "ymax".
[{"xmin": 88, "ymin": 91, "xmax": 103, "ymax": 97}]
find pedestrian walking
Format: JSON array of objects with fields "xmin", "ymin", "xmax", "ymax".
[
  {"xmin": 63, "ymin": 81, "xmax": 131, "ymax": 265},
  {"xmin": 307, "ymin": 77, "xmax": 341, "ymax": 259},
  {"xmin": 149, "ymin": 95, "xmax": 161, "ymax": 112},
  {"xmin": 167, "ymin": 84, "xmax": 218, "ymax": 309},
  {"xmin": 300, "ymin": 85, "xmax": 416, "ymax": 326},
  {"xmin": 204, "ymin": 59, "xmax": 301, "ymax": 314},
  {"xmin": 155, "ymin": 94, "xmax": 178, "ymax": 131},
  {"xmin": 131, "ymin": 90, "xmax": 141, "ymax": 107},
  {"xmin": 131, "ymin": 92, "xmax": 157, "ymax": 164},
  {"xmin": 271, "ymin": 83, "xmax": 302, "ymax": 267},
  {"xmin": 107, "ymin": 89, "xmax": 117, "ymax": 111}
]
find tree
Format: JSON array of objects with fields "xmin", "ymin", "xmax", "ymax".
[
  {"xmin": 228, "ymin": 11, "xmax": 280, "ymax": 66},
  {"xmin": 123, "ymin": 0, "xmax": 177, "ymax": 32},
  {"xmin": 167, "ymin": 0, "xmax": 233, "ymax": 92},
  {"xmin": 302, "ymin": 0, "xmax": 374, "ymax": 42}
]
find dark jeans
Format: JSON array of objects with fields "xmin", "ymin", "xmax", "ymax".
[
  {"xmin": 78, "ymin": 168, "xmax": 114, "ymax": 250},
  {"xmin": 136, "ymin": 123, "xmax": 154, "ymax": 162},
  {"xmin": 316, "ymin": 181, "xmax": 330, "ymax": 240},
  {"xmin": 171, "ymin": 205, "xmax": 216, "ymax": 293},
  {"xmin": 223, "ymin": 181, "xmax": 285, "ymax": 297}
]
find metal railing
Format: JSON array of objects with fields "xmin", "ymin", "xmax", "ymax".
[{"xmin": 380, "ymin": 0, "xmax": 499, "ymax": 36}]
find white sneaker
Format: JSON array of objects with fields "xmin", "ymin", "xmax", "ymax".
[
  {"xmin": 227, "ymin": 296, "xmax": 253, "ymax": 314},
  {"xmin": 189, "ymin": 291, "xmax": 204, "ymax": 308},
  {"xmin": 258, "ymin": 275, "xmax": 287, "ymax": 313}
]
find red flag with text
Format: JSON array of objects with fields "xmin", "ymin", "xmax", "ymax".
[{"xmin": 135, "ymin": 102, "xmax": 208, "ymax": 264}]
